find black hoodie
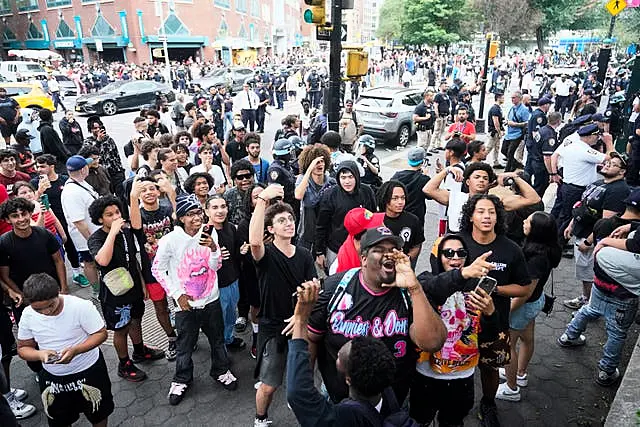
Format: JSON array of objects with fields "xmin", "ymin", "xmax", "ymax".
[
  {"xmin": 38, "ymin": 121, "xmax": 70, "ymax": 169},
  {"xmin": 315, "ymin": 160, "xmax": 376, "ymax": 255},
  {"xmin": 391, "ymin": 168, "xmax": 430, "ymax": 224}
]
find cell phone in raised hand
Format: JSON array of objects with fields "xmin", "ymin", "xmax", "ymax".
[{"xmin": 476, "ymin": 276, "xmax": 497, "ymax": 296}]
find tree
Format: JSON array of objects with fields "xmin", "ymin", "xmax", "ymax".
[
  {"xmin": 472, "ymin": 0, "xmax": 543, "ymax": 46},
  {"xmin": 614, "ymin": 7, "xmax": 640, "ymax": 47},
  {"xmin": 530, "ymin": 0, "xmax": 600, "ymax": 52},
  {"xmin": 376, "ymin": 0, "xmax": 405, "ymax": 42},
  {"xmin": 401, "ymin": 0, "xmax": 474, "ymax": 47}
]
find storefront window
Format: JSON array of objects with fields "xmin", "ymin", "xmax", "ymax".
[
  {"xmin": 17, "ymin": 0, "xmax": 39, "ymax": 12},
  {"xmin": 0, "ymin": 0, "xmax": 11, "ymax": 14},
  {"xmin": 27, "ymin": 22, "xmax": 43, "ymax": 39},
  {"xmin": 55, "ymin": 19, "xmax": 74, "ymax": 38},
  {"xmin": 236, "ymin": 0, "xmax": 246, "ymax": 13},
  {"xmin": 213, "ymin": 0, "xmax": 230, "ymax": 8},
  {"xmin": 46, "ymin": 0, "xmax": 72, "ymax": 7},
  {"xmin": 91, "ymin": 14, "xmax": 116, "ymax": 37}
]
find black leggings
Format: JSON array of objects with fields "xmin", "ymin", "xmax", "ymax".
[{"xmin": 409, "ymin": 373, "xmax": 474, "ymax": 426}]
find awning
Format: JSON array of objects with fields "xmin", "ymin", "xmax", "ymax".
[
  {"xmin": 53, "ymin": 39, "xmax": 82, "ymax": 50},
  {"xmin": 145, "ymin": 35, "xmax": 208, "ymax": 47},
  {"xmin": 212, "ymin": 37, "xmax": 248, "ymax": 50},
  {"xmin": 247, "ymin": 41, "xmax": 265, "ymax": 49},
  {"xmin": 8, "ymin": 49, "xmax": 62, "ymax": 60}
]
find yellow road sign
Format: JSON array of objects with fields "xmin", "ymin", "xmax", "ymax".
[{"xmin": 605, "ymin": 0, "xmax": 626, "ymax": 16}]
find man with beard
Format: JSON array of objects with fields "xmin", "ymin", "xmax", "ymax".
[
  {"xmin": 443, "ymin": 105, "xmax": 476, "ymax": 144},
  {"xmin": 223, "ymin": 159, "xmax": 255, "ymax": 225},
  {"xmin": 307, "ymin": 226, "xmax": 446, "ymax": 404},
  {"xmin": 413, "ymin": 89, "xmax": 437, "ymax": 152},
  {"xmin": 84, "ymin": 117, "xmax": 126, "ymax": 195},
  {"xmin": 146, "ymin": 110, "xmax": 169, "ymax": 138},
  {"xmin": 244, "ymin": 133, "xmax": 270, "ymax": 184}
]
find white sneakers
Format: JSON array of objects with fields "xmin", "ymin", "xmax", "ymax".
[
  {"xmin": 495, "ymin": 382, "xmax": 521, "ymax": 402},
  {"xmin": 254, "ymin": 418, "xmax": 273, "ymax": 427},
  {"xmin": 498, "ymin": 368, "xmax": 528, "ymax": 387},
  {"xmin": 5, "ymin": 390, "xmax": 36, "ymax": 419}
]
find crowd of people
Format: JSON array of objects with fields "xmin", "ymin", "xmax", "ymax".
[{"xmin": 0, "ymin": 43, "xmax": 638, "ymax": 427}]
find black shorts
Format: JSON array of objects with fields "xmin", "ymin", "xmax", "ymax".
[
  {"xmin": 39, "ymin": 352, "xmax": 114, "ymax": 427},
  {"xmin": 479, "ymin": 330, "xmax": 511, "ymax": 369},
  {"xmin": 101, "ymin": 299, "xmax": 145, "ymax": 331},
  {"xmin": 0, "ymin": 123, "xmax": 16, "ymax": 138},
  {"xmin": 0, "ymin": 308, "xmax": 16, "ymax": 362}
]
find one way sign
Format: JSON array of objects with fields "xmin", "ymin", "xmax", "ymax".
[
  {"xmin": 315, "ymin": 24, "xmax": 348, "ymax": 42},
  {"xmin": 341, "ymin": 25, "xmax": 347, "ymax": 42}
]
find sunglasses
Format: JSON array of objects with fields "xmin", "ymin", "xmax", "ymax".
[
  {"xmin": 441, "ymin": 248, "xmax": 468, "ymax": 259},
  {"xmin": 235, "ymin": 173, "xmax": 253, "ymax": 180}
]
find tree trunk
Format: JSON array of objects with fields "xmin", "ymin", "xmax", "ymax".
[{"xmin": 535, "ymin": 26, "xmax": 545, "ymax": 54}]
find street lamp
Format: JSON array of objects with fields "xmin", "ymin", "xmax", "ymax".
[{"xmin": 156, "ymin": 0, "xmax": 171, "ymax": 82}]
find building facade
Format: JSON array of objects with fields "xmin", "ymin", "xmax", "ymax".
[{"xmin": 0, "ymin": 0, "xmax": 311, "ymax": 65}]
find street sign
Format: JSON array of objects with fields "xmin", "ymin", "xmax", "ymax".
[
  {"xmin": 158, "ymin": 35, "xmax": 168, "ymax": 42},
  {"xmin": 605, "ymin": 0, "xmax": 626, "ymax": 15},
  {"xmin": 316, "ymin": 25, "xmax": 332, "ymax": 41},
  {"xmin": 341, "ymin": 25, "xmax": 347, "ymax": 42},
  {"xmin": 95, "ymin": 39, "xmax": 103, "ymax": 52}
]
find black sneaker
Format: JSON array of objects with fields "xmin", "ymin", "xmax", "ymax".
[
  {"xmin": 226, "ymin": 337, "xmax": 246, "ymax": 352},
  {"xmin": 132, "ymin": 346, "xmax": 165, "ymax": 363},
  {"xmin": 168, "ymin": 382, "xmax": 188, "ymax": 405},
  {"xmin": 117, "ymin": 360, "xmax": 147, "ymax": 382},
  {"xmin": 595, "ymin": 368, "xmax": 620, "ymax": 386},
  {"xmin": 478, "ymin": 400, "xmax": 501, "ymax": 427},
  {"xmin": 165, "ymin": 339, "xmax": 177, "ymax": 361}
]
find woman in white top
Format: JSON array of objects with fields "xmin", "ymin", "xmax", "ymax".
[{"xmin": 17, "ymin": 273, "xmax": 112, "ymax": 427}]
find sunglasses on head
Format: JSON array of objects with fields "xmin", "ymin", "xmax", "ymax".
[
  {"xmin": 235, "ymin": 173, "xmax": 253, "ymax": 180},
  {"xmin": 441, "ymin": 248, "xmax": 468, "ymax": 259}
]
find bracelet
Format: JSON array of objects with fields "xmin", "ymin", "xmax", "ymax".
[
  {"xmin": 550, "ymin": 173, "xmax": 557, "ymax": 176},
  {"xmin": 257, "ymin": 196, "xmax": 267, "ymax": 202}
]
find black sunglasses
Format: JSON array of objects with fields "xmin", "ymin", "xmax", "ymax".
[
  {"xmin": 441, "ymin": 248, "xmax": 468, "ymax": 259},
  {"xmin": 235, "ymin": 173, "xmax": 253, "ymax": 180}
]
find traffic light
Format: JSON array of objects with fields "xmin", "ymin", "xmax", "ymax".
[
  {"xmin": 489, "ymin": 41, "xmax": 499, "ymax": 59},
  {"xmin": 346, "ymin": 51, "xmax": 368, "ymax": 78},
  {"xmin": 304, "ymin": 0, "xmax": 326, "ymax": 25}
]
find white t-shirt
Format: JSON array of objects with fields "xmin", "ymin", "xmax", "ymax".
[
  {"xmin": 551, "ymin": 79, "xmax": 576, "ymax": 96},
  {"xmin": 189, "ymin": 164, "xmax": 227, "ymax": 194},
  {"xmin": 17, "ymin": 295, "xmax": 105, "ymax": 376},
  {"xmin": 557, "ymin": 140, "xmax": 606, "ymax": 187},
  {"xmin": 61, "ymin": 180, "xmax": 100, "ymax": 251},
  {"xmin": 438, "ymin": 165, "xmax": 464, "ymax": 219},
  {"xmin": 448, "ymin": 191, "xmax": 469, "ymax": 233}
]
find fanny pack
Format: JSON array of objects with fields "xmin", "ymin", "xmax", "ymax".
[{"xmin": 102, "ymin": 232, "xmax": 134, "ymax": 296}]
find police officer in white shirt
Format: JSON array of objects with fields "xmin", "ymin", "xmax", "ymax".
[
  {"xmin": 550, "ymin": 123, "xmax": 613, "ymax": 239},
  {"xmin": 551, "ymin": 74, "xmax": 576, "ymax": 121},
  {"xmin": 234, "ymin": 83, "xmax": 260, "ymax": 132}
]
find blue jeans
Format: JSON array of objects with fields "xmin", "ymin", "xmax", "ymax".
[
  {"xmin": 219, "ymin": 280, "xmax": 240, "ymax": 345},
  {"xmin": 224, "ymin": 111, "xmax": 234, "ymax": 139},
  {"xmin": 565, "ymin": 286, "xmax": 639, "ymax": 374}
]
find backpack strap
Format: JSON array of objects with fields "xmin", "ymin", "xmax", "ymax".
[{"xmin": 328, "ymin": 268, "xmax": 360, "ymax": 314}]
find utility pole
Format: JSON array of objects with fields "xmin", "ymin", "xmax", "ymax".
[
  {"xmin": 157, "ymin": 0, "xmax": 171, "ymax": 82},
  {"xmin": 477, "ymin": 33, "xmax": 493, "ymax": 134},
  {"xmin": 327, "ymin": 0, "xmax": 342, "ymax": 132}
]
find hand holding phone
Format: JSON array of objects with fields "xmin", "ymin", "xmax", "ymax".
[{"xmin": 475, "ymin": 276, "xmax": 497, "ymax": 296}]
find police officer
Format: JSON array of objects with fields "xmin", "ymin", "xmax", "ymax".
[
  {"xmin": 355, "ymin": 134, "xmax": 382, "ymax": 192},
  {"xmin": 210, "ymin": 85, "xmax": 224, "ymax": 141},
  {"xmin": 306, "ymin": 68, "xmax": 322, "ymax": 109},
  {"xmin": 289, "ymin": 135, "xmax": 305, "ymax": 176},
  {"xmin": 582, "ymin": 73, "xmax": 603, "ymax": 104},
  {"xmin": 273, "ymin": 72, "xmax": 286, "ymax": 111},
  {"xmin": 606, "ymin": 91, "xmax": 626, "ymax": 142},
  {"xmin": 528, "ymin": 112, "xmax": 562, "ymax": 197},
  {"xmin": 413, "ymin": 89, "xmax": 437, "ymax": 152},
  {"xmin": 255, "ymin": 81, "xmax": 270, "ymax": 134},
  {"xmin": 613, "ymin": 69, "xmax": 629, "ymax": 93},
  {"xmin": 524, "ymin": 97, "xmax": 553, "ymax": 196},
  {"xmin": 575, "ymin": 89, "xmax": 598, "ymax": 118},
  {"xmin": 550, "ymin": 123, "xmax": 614, "ymax": 239},
  {"xmin": 267, "ymin": 138, "xmax": 298, "ymax": 215}
]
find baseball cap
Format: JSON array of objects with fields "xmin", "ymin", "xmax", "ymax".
[
  {"xmin": 408, "ymin": 147, "xmax": 426, "ymax": 167},
  {"xmin": 232, "ymin": 122, "xmax": 246, "ymax": 131},
  {"xmin": 609, "ymin": 151, "xmax": 629, "ymax": 169},
  {"xmin": 623, "ymin": 188, "xmax": 640, "ymax": 207},
  {"xmin": 583, "ymin": 88, "xmax": 595, "ymax": 96},
  {"xmin": 66, "ymin": 155, "xmax": 93, "ymax": 172},
  {"xmin": 343, "ymin": 207, "xmax": 385, "ymax": 236},
  {"xmin": 15, "ymin": 129, "xmax": 35, "ymax": 140},
  {"xmin": 537, "ymin": 96, "xmax": 552, "ymax": 106},
  {"xmin": 577, "ymin": 123, "xmax": 599, "ymax": 136},
  {"xmin": 591, "ymin": 113, "xmax": 610, "ymax": 123},
  {"xmin": 359, "ymin": 226, "xmax": 404, "ymax": 254}
]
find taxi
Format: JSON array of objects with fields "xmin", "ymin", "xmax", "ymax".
[{"xmin": 0, "ymin": 82, "xmax": 54, "ymax": 111}]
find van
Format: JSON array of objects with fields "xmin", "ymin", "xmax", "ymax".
[{"xmin": 0, "ymin": 61, "xmax": 48, "ymax": 82}]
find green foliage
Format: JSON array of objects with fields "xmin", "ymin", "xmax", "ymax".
[
  {"xmin": 400, "ymin": 0, "xmax": 474, "ymax": 46},
  {"xmin": 376, "ymin": 0, "xmax": 405, "ymax": 41},
  {"xmin": 614, "ymin": 7, "xmax": 640, "ymax": 46}
]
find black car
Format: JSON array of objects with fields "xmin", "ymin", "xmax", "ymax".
[
  {"xmin": 190, "ymin": 67, "xmax": 254, "ymax": 94},
  {"xmin": 74, "ymin": 80, "xmax": 175, "ymax": 116}
]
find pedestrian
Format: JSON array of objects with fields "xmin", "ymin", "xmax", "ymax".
[
  {"xmin": 236, "ymin": 83, "xmax": 259, "ymax": 132},
  {"xmin": 0, "ymin": 87, "xmax": 20, "ymax": 147},
  {"xmin": 78, "ymin": 145, "xmax": 112, "ymax": 197},
  {"xmin": 158, "ymin": 148, "xmax": 189, "ymax": 194},
  {"xmin": 432, "ymin": 81, "xmax": 452, "ymax": 152},
  {"xmin": 46, "ymin": 75, "xmax": 66, "ymax": 113},
  {"xmin": 502, "ymin": 91, "xmax": 530, "ymax": 172},
  {"xmin": 223, "ymin": 159, "xmax": 256, "ymax": 225},
  {"xmin": 550, "ymin": 74, "xmax": 576, "ymax": 121},
  {"xmin": 58, "ymin": 110, "xmax": 84, "ymax": 155},
  {"xmin": 391, "ymin": 147, "xmax": 431, "ymax": 225},
  {"xmin": 84, "ymin": 116, "xmax": 126, "ymax": 196},
  {"xmin": 38, "ymin": 109, "xmax": 71, "ymax": 172},
  {"xmin": 189, "ymin": 145, "xmax": 227, "ymax": 194},
  {"xmin": 267, "ymin": 139, "xmax": 298, "ymax": 214},
  {"xmin": 0, "ymin": 149, "xmax": 31, "ymax": 196},
  {"xmin": 255, "ymin": 82, "xmax": 270, "ymax": 134},
  {"xmin": 152, "ymin": 193, "xmax": 238, "ymax": 405},
  {"xmin": 88, "ymin": 196, "xmax": 164, "ymax": 382},
  {"xmin": 13, "ymin": 181, "xmax": 66, "ymax": 245},
  {"xmin": 16, "ymin": 273, "xmax": 112, "ymax": 426},
  {"xmin": 525, "ymin": 111, "xmax": 562, "ymax": 197},
  {"xmin": 10, "ymin": 129, "xmax": 37, "ymax": 176},
  {"xmin": 413, "ymin": 89, "xmax": 437, "ymax": 152},
  {"xmin": 486, "ymin": 92, "xmax": 505, "ymax": 169},
  {"xmin": 356, "ymin": 135, "xmax": 382, "ymax": 192},
  {"xmin": 245, "ymin": 133, "xmax": 270, "ymax": 184}
]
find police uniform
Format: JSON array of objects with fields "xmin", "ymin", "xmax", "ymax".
[
  {"xmin": 551, "ymin": 123, "xmax": 606, "ymax": 237},
  {"xmin": 413, "ymin": 100, "xmax": 436, "ymax": 150},
  {"xmin": 267, "ymin": 159, "xmax": 298, "ymax": 214},
  {"xmin": 273, "ymin": 75, "xmax": 286, "ymax": 110},
  {"xmin": 255, "ymin": 87, "xmax": 270, "ymax": 133},
  {"xmin": 527, "ymin": 123, "xmax": 557, "ymax": 197},
  {"xmin": 307, "ymin": 72, "xmax": 322, "ymax": 109},
  {"xmin": 210, "ymin": 92, "xmax": 224, "ymax": 140}
]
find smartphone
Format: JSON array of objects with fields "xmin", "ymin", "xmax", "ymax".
[
  {"xmin": 40, "ymin": 194, "xmax": 50, "ymax": 210},
  {"xmin": 46, "ymin": 352, "xmax": 61, "ymax": 363},
  {"xmin": 201, "ymin": 224, "xmax": 213, "ymax": 237},
  {"xmin": 476, "ymin": 276, "xmax": 498, "ymax": 295}
]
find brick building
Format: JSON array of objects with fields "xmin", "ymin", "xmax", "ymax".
[{"xmin": 0, "ymin": 0, "xmax": 312, "ymax": 65}]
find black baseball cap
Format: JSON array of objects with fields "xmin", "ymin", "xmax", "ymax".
[
  {"xmin": 360, "ymin": 226, "xmax": 403, "ymax": 254},
  {"xmin": 623, "ymin": 188, "xmax": 640, "ymax": 207}
]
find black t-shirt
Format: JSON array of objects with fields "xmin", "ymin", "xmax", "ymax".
[
  {"xmin": 308, "ymin": 269, "xmax": 416, "ymax": 402},
  {"xmin": 0, "ymin": 96, "xmax": 19, "ymax": 122},
  {"xmin": 88, "ymin": 228, "xmax": 144, "ymax": 305},
  {"xmin": 487, "ymin": 104, "xmax": 503, "ymax": 134},
  {"xmin": 254, "ymin": 244, "xmax": 316, "ymax": 323},
  {"xmin": 390, "ymin": 169, "xmax": 430, "ymax": 224},
  {"xmin": 573, "ymin": 179, "xmax": 629, "ymax": 238},
  {"xmin": 413, "ymin": 101, "xmax": 435, "ymax": 130},
  {"xmin": 384, "ymin": 212, "xmax": 424, "ymax": 254},
  {"xmin": 225, "ymin": 140, "xmax": 248, "ymax": 163},
  {"xmin": 30, "ymin": 174, "xmax": 68, "ymax": 222},
  {"xmin": 137, "ymin": 203, "xmax": 174, "ymax": 284},
  {"xmin": 460, "ymin": 232, "xmax": 530, "ymax": 330},
  {"xmin": 214, "ymin": 222, "xmax": 240, "ymax": 287},
  {"xmin": 525, "ymin": 253, "xmax": 552, "ymax": 302},
  {"xmin": 434, "ymin": 92, "xmax": 451, "ymax": 116},
  {"xmin": 0, "ymin": 227, "xmax": 61, "ymax": 289}
]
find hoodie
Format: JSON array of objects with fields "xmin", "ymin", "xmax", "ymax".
[
  {"xmin": 16, "ymin": 109, "xmax": 42, "ymax": 154},
  {"xmin": 315, "ymin": 161, "xmax": 376, "ymax": 255},
  {"xmin": 390, "ymin": 169, "xmax": 430, "ymax": 224},
  {"xmin": 58, "ymin": 116, "xmax": 84, "ymax": 155},
  {"xmin": 151, "ymin": 225, "xmax": 222, "ymax": 310},
  {"xmin": 38, "ymin": 121, "xmax": 70, "ymax": 168}
]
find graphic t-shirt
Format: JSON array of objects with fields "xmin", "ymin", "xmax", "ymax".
[
  {"xmin": 138, "ymin": 204, "xmax": 174, "ymax": 283},
  {"xmin": 308, "ymin": 269, "xmax": 415, "ymax": 402},
  {"xmin": 459, "ymin": 233, "xmax": 531, "ymax": 330},
  {"xmin": 384, "ymin": 211, "xmax": 425, "ymax": 254}
]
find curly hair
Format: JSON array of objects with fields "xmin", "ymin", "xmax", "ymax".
[
  {"xmin": 297, "ymin": 144, "xmax": 331, "ymax": 174},
  {"xmin": 173, "ymin": 131, "xmax": 193, "ymax": 145},
  {"xmin": 376, "ymin": 180, "xmax": 406, "ymax": 212},
  {"xmin": 242, "ymin": 182, "xmax": 267, "ymax": 216},
  {"xmin": 88, "ymin": 195, "xmax": 123, "ymax": 226},
  {"xmin": 231, "ymin": 159, "xmax": 254, "ymax": 180},
  {"xmin": 264, "ymin": 202, "xmax": 295, "ymax": 229},
  {"xmin": 184, "ymin": 172, "xmax": 214, "ymax": 195},
  {"xmin": 347, "ymin": 337, "xmax": 396, "ymax": 397},
  {"xmin": 463, "ymin": 162, "xmax": 497, "ymax": 184},
  {"xmin": 0, "ymin": 197, "xmax": 35, "ymax": 220},
  {"xmin": 458, "ymin": 194, "xmax": 506, "ymax": 235}
]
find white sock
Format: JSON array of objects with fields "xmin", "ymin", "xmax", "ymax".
[
  {"xmin": 252, "ymin": 322, "xmax": 258, "ymax": 333},
  {"xmin": 72, "ymin": 267, "xmax": 82, "ymax": 275}
]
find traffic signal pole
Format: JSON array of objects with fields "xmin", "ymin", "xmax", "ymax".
[
  {"xmin": 477, "ymin": 34, "xmax": 493, "ymax": 134},
  {"xmin": 327, "ymin": 0, "xmax": 342, "ymax": 132}
]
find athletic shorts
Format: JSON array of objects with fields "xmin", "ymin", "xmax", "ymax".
[
  {"xmin": 478, "ymin": 330, "xmax": 511, "ymax": 369},
  {"xmin": 145, "ymin": 282, "xmax": 166, "ymax": 302},
  {"xmin": 101, "ymin": 299, "xmax": 145, "ymax": 331},
  {"xmin": 78, "ymin": 250, "xmax": 94, "ymax": 263},
  {"xmin": 258, "ymin": 334, "xmax": 288, "ymax": 388},
  {"xmin": 39, "ymin": 352, "xmax": 114, "ymax": 427},
  {"xmin": 0, "ymin": 123, "xmax": 16, "ymax": 138}
]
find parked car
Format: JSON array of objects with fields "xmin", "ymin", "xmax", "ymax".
[
  {"xmin": 0, "ymin": 82, "xmax": 54, "ymax": 111},
  {"xmin": 0, "ymin": 61, "xmax": 48, "ymax": 82},
  {"xmin": 75, "ymin": 80, "xmax": 175, "ymax": 116},
  {"xmin": 52, "ymin": 74, "xmax": 77, "ymax": 97},
  {"xmin": 354, "ymin": 86, "xmax": 422, "ymax": 147},
  {"xmin": 190, "ymin": 67, "xmax": 254, "ymax": 94}
]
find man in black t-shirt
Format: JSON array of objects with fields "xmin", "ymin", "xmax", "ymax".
[
  {"xmin": 307, "ymin": 227, "xmax": 446, "ymax": 405},
  {"xmin": 413, "ymin": 89, "xmax": 436, "ymax": 152},
  {"xmin": 563, "ymin": 152, "xmax": 630, "ymax": 310},
  {"xmin": 88, "ymin": 196, "xmax": 163, "ymax": 383},
  {"xmin": 391, "ymin": 148, "xmax": 431, "ymax": 225},
  {"xmin": 249, "ymin": 185, "xmax": 316, "ymax": 427},
  {"xmin": 432, "ymin": 81, "xmax": 452, "ymax": 151},
  {"xmin": 458, "ymin": 194, "xmax": 530, "ymax": 427},
  {"xmin": 486, "ymin": 93, "xmax": 505, "ymax": 168},
  {"xmin": 0, "ymin": 87, "xmax": 19, "ymax": 146}
]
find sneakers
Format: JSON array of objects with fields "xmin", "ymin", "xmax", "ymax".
[
  {"xmin": 72, "ymin": 273, "xmax": 91, "ymax": 288},
  {"xmin": 6, "ymin": 394, "xmax": 36, "ymax": 419},
  {"xmin": 132, "ymin": 345, "xmax": 165, "ymax": 363},
  {"xmin": 117, "ymin": 359, "xmax": 147, "ymax": 382},
  {"xmin": 557, "ymin": 333, "xmax": 587, "ymax": 347},
  {"xmin": 226, "ymin": 337, "xmax": 246, "ymax": 352},
  {"xmin": 216, "ymin": 370, "xmax": 238, "ymax": 391},
  {"xmin": 495, "ymin": 382, "xmax": 521, "ymax": 402},
  {"xmin": 498, "ymin": 368, "xmax": 528, "ymax": 387},
  {"xmin": 478, "ymin": 400, "xmax": 501, "ymax": 427},
  {"xmin": 595, "ymin": 368, "xmax": 620, "ymax": 386},
  {"xmin": 235, "ymin": 316, "xmax": 247, "ymax": 333},
  {"xmin": 251, "ymin": 344, "xmax": 257, "ymax": 359},
  {"xmin": 563, "ymin": 295, "xmax": 588, "ymax": 310},
  {"xmin": 254, "ymin": 417, "xmax": 273, "ymax": 427},
  {"xmin": 165, "ymin": 339, "xmax": 177, "ymax": 361},
  {"xmin": 168, "ymin": 382, "xmax": 188, "ymax": 405},
  {"xmin": 10, "ymin": 388, "xmax": 27, "ymax": 401}
]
